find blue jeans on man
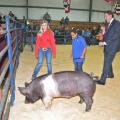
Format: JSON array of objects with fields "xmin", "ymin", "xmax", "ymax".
[
  {"xmin": 32, "ymin": 48, "xmax": 52, "ymax": 80},
  {"xmin": 74, "ymin": 62, "xmax": 83, "ymax": 72}
]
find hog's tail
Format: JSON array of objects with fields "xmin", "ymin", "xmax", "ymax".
[{"xmin": 89, "ymin": 72, "xmax": 99, "ymax": 81}]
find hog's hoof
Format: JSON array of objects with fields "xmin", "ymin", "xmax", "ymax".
[
  {"xmin": 44, "ymin": 102, "xmax": 52, "ymax": 111},
  {"xmin": 85, "ymin": 108, "xmax": 91, "ymax": 112},
  {"xmin": 25, "ymin": 99, "xmax": 31, "ymax": 104},
  {"xmin": 79, "ymin": 98, "xmax": 84, "ymax": 104},
  {"xmin": 78, "ymin": 100, "xmax": 84, "ymax": 104},
  {"xmin": 45, "ymin": 106, "xmax": 51, "ymax": 111},
  {"xmin": 85, "ymin": 106, "xmax": 91, "ymax": 112}
]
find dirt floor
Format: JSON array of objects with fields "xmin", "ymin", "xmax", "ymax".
[{"xmin": 9, "ymin": 45, "xmax": 120, "ymax": 120}]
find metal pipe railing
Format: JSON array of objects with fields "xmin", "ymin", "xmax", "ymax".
[
  {"xmin": 0, "ymin": 45, "xmax": 8, "ymax": 62},
  {"xmin": 0, "ymin": 75, "xmax": 11, "ymax": 118},
  {"xmin": 0, "ymin": 13, "xmax": 24, "ymax": 120},
  {"xmin": 0, "ymin": 61, "xmax": 9, "ymax": 85}
]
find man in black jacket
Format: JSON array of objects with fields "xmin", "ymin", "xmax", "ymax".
[{"xmin": 96, "ymin": 11, "xmax": 120, "ymax": 85}]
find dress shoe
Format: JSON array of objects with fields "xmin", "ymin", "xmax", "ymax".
[{"xmin": 95, "ymin": 80, "xmax": 106, "ymax": 85}]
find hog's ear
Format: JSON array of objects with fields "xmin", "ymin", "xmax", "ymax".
[
  {"xmin": 24, "ymin": 82, "xmax": 29, "ymax": 87},
  {"xmin": 18, "ymin": 87, "xmax": 29, "ymax": 96}
]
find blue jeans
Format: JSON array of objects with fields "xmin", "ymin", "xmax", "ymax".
[
  {"xmin": 74, "ymin": 62, "xmax": 83, "ymax": 72},
  {"xmin": 32, "ymin": 48, "xmax": 52, "ymax": 80}
]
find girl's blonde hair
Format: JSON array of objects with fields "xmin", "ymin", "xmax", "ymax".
[{"xmin": 39, "ymin": 20, "xmax": 50, "ymax": 33}]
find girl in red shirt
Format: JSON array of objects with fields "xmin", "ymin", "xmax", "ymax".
[{"xmin": 32, "ymin": 21, "xmax": 56, "ymax": 80}]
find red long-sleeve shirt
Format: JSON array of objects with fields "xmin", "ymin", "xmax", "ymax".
[{"xmin": 35, "ymin": 29, "xmax": 56, "ymax": 58}]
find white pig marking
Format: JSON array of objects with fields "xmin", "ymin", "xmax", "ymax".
[{"xmin": 41, "ymin": 75, "xmax": 60, "ymax": 97}]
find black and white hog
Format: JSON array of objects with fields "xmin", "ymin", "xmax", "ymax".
[{"xmin": 18, "ymin": 71, "xmax": 96, "ymax": 112}]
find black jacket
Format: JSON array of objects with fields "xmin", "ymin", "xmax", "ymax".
[{"xmin": 104, "ymin": 19, "xmax": 120, "ymax": 54}]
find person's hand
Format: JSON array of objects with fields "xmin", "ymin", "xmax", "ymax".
[
  {"xmin": 80, "ymin": 55, "xmax": 84, "ymax": 59},
  {"xmin": 99, "ymin": 42, "xmax": 104, "ymax": 47},
  {"xmin": 99, "ymin": 42, "xmax": 107, "ymax": 47},
  {"xmin": 53, "ymin": 55, "xmax": 56, "ymax": 58},
  {"xmin": 103, "ymin": 42, "xmax": 107, "ymax": 45}
]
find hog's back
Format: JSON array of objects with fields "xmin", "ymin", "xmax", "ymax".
[{"xmin": 53, "ymin": 71, "xmax": 96, "ymax": 98}]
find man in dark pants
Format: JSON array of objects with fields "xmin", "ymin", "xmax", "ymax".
[{"xmin": 96, "ymin": 11, "xmax": 120, "ymax": 85}]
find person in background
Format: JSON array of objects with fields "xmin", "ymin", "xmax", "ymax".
[
  {"xmin": 96, "ymin": 24, "xmax": 106, "ymax": 42},
  {"xmin": 76, "ymin": 28, "xmax": 82, "ymax": 36},
  {"xmin": 43, "ymin": 12, "xmax": 51, "ymax": 23},
  {"xmin": 9, "ymin": 11, "xmax": 14, "ymax": 18},
  {"xmin": 32, "ymin": 20, "xmax": 56, "ymax": 80},
  {"xmin": 60, "ymin": 17, "xmax": 65, "ymax": 26},
  {"xmin": 9, "ymin": 11, "xmax": 17, "ymax": 20},
  {"xmin": 65, "ymin": 16, "xmax": 69, "ymax": 25},
  {"xmin": 96, "ymin": 11, "xmax": 120, "ymax": 85},
  {"xmin": 0, "ymin": 24, "xmax": 3, "ymax": 33},
  {"xmin": 0, "ymin": 15, "xmax": 5, "ymax": 32},
  {"xmin": 71, "ymin": 28, "xmax": 87, "ymax": 72},
  {"xmin": 91, "ymin": 26, "xmax": 98, "ymax": 37}
]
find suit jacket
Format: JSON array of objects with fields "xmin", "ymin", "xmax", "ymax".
[{"xmin": 104, "ymin": 19, "xmax": 120, "ymax": 54}]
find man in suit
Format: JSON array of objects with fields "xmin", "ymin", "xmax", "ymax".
[{"xmin": 96, "ymin": 11, "xmax": 120, "ymax": 85}]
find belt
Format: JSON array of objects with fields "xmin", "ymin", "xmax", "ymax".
[{"xmin": 42, "ymin": 48, "xmax": 48, "ymax": 51}]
